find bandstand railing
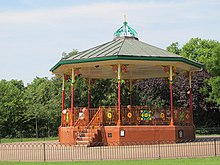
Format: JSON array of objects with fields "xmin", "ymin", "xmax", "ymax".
[{"xmin": 61, "ymin": 106, "xmax": 192, "ymax": 127}]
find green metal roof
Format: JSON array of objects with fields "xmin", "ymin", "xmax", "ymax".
[
  {"xmin": 50, "ymin": 36, "xmax": 202, "ymax": 72},
  {"xmin": 114, "ymin": 20, "xmax": 138, "ymax": 38}
]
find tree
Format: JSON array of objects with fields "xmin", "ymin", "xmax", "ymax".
[
  {"xmin": 180, "ymin": 38, "xmax": 219, "ymax": 62},
  {"xmin": 24, "ymin": 77, "xmax": 61, "ymax": 137},
  {"xmin": 177, "ymin": 38, "xmax": 220, "ymax": 108},
  {"xmin": 203, "ymin": 45, "xmax": 220, "ymax": 76},
  {"xmin": 62, "ymin": 49, "xmax": 78, "ymax": 59},
  {"xmin": 166, "ymin": 38, "xmax": 220, "ymax": 127},
  {"xmin": 0, "ymin": 79, "xmax": 25, "ymax": 137},
  {"xmin": 137, "ymin": 78, "xmax": 169, "ymax": 108},
  {"xmin": 201, "ymin": 45, "xmax": 220, "ymax": 107},
  {"xmin": 166, "ymin": 42, "xmax": 181, "ymax": 55}
]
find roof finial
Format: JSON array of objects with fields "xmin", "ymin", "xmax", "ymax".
[{"xmin": 114, "ymin": 16, "xmax": 138, "ymax": 39}]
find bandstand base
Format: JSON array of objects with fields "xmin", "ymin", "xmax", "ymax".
[
  {"xmin": 102, "ymin": 125, "xmax": 195, "ymax": 145},
  {"xmin": 58, "ymin": 125, "xmax": 195, "ymax": 146}
]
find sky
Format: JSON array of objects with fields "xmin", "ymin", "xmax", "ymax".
[{"xmin": 0, "ymin": 0, "xmax": 220, "ymax": 84}]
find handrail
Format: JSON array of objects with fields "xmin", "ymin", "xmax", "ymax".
[
  {"xmin": 73, "ymin": 107, "xmax": 89, "ymax": 127},
  {"xmin": 86, "ymin": 107, "xmax": 103, "ymax": 128}
]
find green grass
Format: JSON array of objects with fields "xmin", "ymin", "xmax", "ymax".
[
  {"xmin": 196, "ymin": 134, "xmax": 220, "ymax": 136},
  {"xmin": 0, "ymin": 157, "xmax": 220, "ymax": 165},
  {"xmin": 0, "ymin": 137, "xmax": 58, "ymax": 143}
]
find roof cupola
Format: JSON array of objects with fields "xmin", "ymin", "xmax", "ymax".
[{"xmin": 114, "ymin": 16, "xmax": 138, "ymax": 39}]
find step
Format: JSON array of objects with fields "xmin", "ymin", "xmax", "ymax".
[
  {"xmin": 77, "ymin": 136, "xmax": 93, "ymax": 141},
  {"xmin": 81, "ymin": 128, "xmax": 98, "ymax": 133},
  {"xmin": 75, "ymin": 128, "xmax": 99, "ymax": 146},
  {"xmin": 78, "ymin": 132, "xmax": 95, "ymax": 137},
  {"xmin": 76, "ymin": 140, "xmax": 90, "ymax": 146}
]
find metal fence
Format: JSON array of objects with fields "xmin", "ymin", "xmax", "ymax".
[{"xmin": 0, "ymin": 138, "xmax": 220, "ymax": 162}]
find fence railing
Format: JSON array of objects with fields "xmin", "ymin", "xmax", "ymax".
[{"xmin": 0, "ymin": 138, "xmax": 220, "ymax": 162}]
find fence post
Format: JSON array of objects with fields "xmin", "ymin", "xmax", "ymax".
[
  {"xmin": 43, "ymin": 143, "xmax": 46, "ymax": 161},
  {"xmin": 214, "ymin": 139, "xmax": 217, "ymax": 157},
  {"xmin": 158, "ymin": 141, "xmax": 161, "ymax": 159},
  {"xmin": 100, "ymin": 145, "xmax": 103, "ymax": 161},
  {"xmin": 20, "ymin": 131, "xmax": 23, "ymax": 142}
]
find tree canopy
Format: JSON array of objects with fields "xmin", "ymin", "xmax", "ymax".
[
  {"xmin": 167, "ymin": 38, "xmax": 220, "ymax": 107},
  {"xmin": 166, "ymin": 38, "xmax": 220, "ymax": 126}
]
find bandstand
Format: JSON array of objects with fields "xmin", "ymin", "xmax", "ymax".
[{"xmin": 50, "ymin": 20, "xmax": 203, "ymax": 146}]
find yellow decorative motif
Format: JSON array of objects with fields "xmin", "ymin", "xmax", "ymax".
[
  {"xmin": 127, "ymin": 112, "xmax": 132, "ymax": 118},
  {"xmin": 66, "ymin": 112, "xmax": 69, "ymax": 122},
  {"xmin": 160, "ymin": 112, "xmax": 165, "ymax": 119},
  {"xmin": 107, "ymin": 113, "xmax": 112, "ymax": 119}
]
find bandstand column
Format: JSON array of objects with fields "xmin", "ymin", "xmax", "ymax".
[
  {"xmin": 189, "ymin": 71, "xmax": 193, "ymax": 125},
  {"xmin": 117, "ymin": 64, "xmax": 121, "ymax": 126},
  {"xmin": 61, "ymin": 74, "xmax": 65, "ymax": 125},
  {"xmin": 88, "ymin": 78, "xmax": 91, "ymax": 109},
  {"xmin": 129, "ymin": 80, "xmax": 132, "ymax": 109},
  {"xmin": 62, "ymin": 74, "xmax": 65, "ymax": 111},
  {"xmin": 71, "ymin": 68, "xmax": 75, "ymax": 124},
  {"xmin": 169, "ymin": 66, "xmax": 174, "ymax": 126}
]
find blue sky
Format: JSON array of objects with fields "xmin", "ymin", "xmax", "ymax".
[{"xmin": 0, "ymin": 0, "xmax": 220, "ymax": 84}]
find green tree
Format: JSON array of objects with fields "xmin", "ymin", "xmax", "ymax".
[
  {"xmin": 0, "ymin": 79, "xmax": 25, "ymax": 137},
  {"xmin": 180, "ymin": 39, "xmax": 220, "ymax": 108},
  {"xmin": 166, "ymin": 38, "xmax": 220, "ymax": 127},
  {"xmin": 180, "ymin": 38, "xmax": 219, "ymax": 62},
  {"xmin": 23, "ymin": 77, "xmax": 61, "ymax": 137},
  {"xmin": 201, "ymin": 45, "xmax": 220, "ymax": 107},
  {"xmin": 206, "ymin": 77, "xmax": 220, "ymax": 107},
  {"xmin": 203, "ymin": 45, "xmax": 220, "ymax": 76},
  {"xmin": 166, "ymin": 42, "xmax": 181, "ymax": 55},
  {"xmin": 62, "ymin": 49, "xmax": 78, "ymax": 59}
]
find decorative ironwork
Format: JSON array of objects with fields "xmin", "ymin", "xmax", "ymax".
[
  {"xmin": 160, "ymin": 112, "xmax": 166, "ymax": 120},
  {"xmin": 127, "ymin": 112, "xmax": 132, "ymax": 118},
  {"xmin": 112, "ymin": 64, "xmax": 118, "ymax": 73},
  {"xmin": 121, "ymin": 64, "xmax": 128, "ymax": 73},
  {"xmin": 141, "ymin": 110, "xmax": 152, "ymax": 121},
  {"xmin": 75, "ymin": 68, "xmax": 80, "ymax": 76},
  {"xmin": 107, "ymin": 112, "xmax": 112, "ymax": 119},
  {"xmin": 61, "ymin": 106, "xmax": 192, "ymax": 127},
  {"xmin": 114, "ymin": 17, "xmax": 138, "ymax": 38},
  {"xmin": 112, "ymin": 64, "xmax": 128, "ymax": 73}
]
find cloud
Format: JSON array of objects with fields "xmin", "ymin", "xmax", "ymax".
[
  {"xmin": 0, "ymin": 0, "xmax": 220, "ymax": 83},
  {"xmin": 0, "ymin": 1, "xmax": 218, "ymax": 25}
]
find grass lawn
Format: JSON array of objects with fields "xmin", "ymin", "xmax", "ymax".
[
  {"xmin": 0, "ymin": 137, "xmax": 58, "ymax": 143},
  {"xmin": 196, "ymin": 134, "xmax": 220, "ymax": 137},
  {"xmin": 0, "ymin": 157, "xmax": 220, "ymax": 165}
]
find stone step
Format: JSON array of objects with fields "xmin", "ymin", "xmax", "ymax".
[
  {"xmin": 76, "ymin": 140, "xmax": 90, "ymax": 146},
  {"xmin": 81, "ymin": 128, "xmax": 97, "ymax": 133},
  {"xmin": 78, "ymin": 132, "xmax": 95, "ymax": 137},
  {"xmin": 77, "ymin": 136, "xmax": 93, "ymax": 141},
  {"xmin": 75, "ymin": 128, "xmax": 99, "ymax": 146}
]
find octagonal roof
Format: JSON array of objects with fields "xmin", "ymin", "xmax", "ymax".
[{"xmin": 50, "ymin": 22, "xmax": 203, "ymax": 79}]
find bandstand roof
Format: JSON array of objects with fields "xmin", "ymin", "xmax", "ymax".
[{"xmin": 50, "ymin": 21, "xmax": 203, "ymax": 79}]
